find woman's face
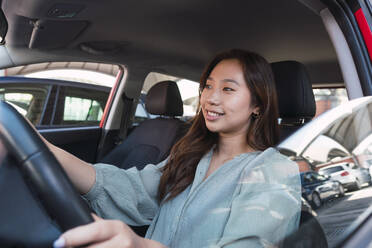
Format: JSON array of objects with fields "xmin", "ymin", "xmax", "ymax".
[{"xmin": 200, "ymin": 59, "xmax": 259, "ymax": 136}]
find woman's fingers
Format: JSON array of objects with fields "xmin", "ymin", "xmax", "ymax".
[
  {"xmin": 92, "ymin": 213, "xmax": 102, "ymax": 221},
  {"xmin": 54, "ymin": 218, "xmax": 126, "ymax": 248},
  {"xmin": 86, "ymin": 235, "xmax": 129, "ymax": 248},
  {"xmin": 53, "ymin": 213, "xmax": 143, "ymax": 248}
]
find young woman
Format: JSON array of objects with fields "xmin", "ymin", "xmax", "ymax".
[{"xmin": 50, "ymin": 49, "xmax": 301, "ymax": 248}]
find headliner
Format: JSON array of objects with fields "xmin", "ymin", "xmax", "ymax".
[{"xmin": 1, "ymin": 0, "xmax": 342, "ymax": 85}]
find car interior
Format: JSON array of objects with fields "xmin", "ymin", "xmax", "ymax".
[
  {"xmin": 0, "ymin": 0, "xmax": 372, "ymax": 247},
  {"xmin": 100, "ymin": 81, "xmax": 189, "ymax": 170}
]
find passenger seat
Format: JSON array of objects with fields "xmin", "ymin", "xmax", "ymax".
[{"xmin": 100, "ymin": 80, "xmax": 188, "ymax": 170}]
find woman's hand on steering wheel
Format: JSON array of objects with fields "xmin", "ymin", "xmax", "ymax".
[{"xmin": 53, "ymin": 214, "xmax": 167, "ymax": 248}]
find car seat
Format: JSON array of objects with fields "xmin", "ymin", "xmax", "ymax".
[
  {"xmin": 100, "ymin": 80, "xmax": 188, "ymax": 170},
  {"xmin": 272, "ymin": 61, "xmax": 328, "ymax": 247},
  {"xmin": 271, "ymin": 61, "xmax": 316, "ymax": 142}
]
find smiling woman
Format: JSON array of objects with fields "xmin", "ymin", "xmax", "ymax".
[
  {"xmin": 45, "ymin": 49, "xmax": 301, "ymax": 248},
  {"xmin": 2, "ymin": 0, "xmax": 372, "ymax": 246}
]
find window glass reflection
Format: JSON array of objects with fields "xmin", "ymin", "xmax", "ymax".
[{"xmin": 279, "ymin": 98, "xmax": 372, "ymax": 247}]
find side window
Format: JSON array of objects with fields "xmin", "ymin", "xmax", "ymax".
[
  {"xmin": 2, "ymin": 92, "xmax": 32, "ymax": 115},
  {"xmin": 303, "ymin": 173, "xmax": 313, "ymax": 183},
  {"xmin": 2, "ymin": 62, "xmax": 121, "ymax": 128},
  {"xmin": 313, "ymin": 173, "xmax": 326, "ymax": 181},
  {"xmin": 53, "ymin": 86, "xmax": 109, "ymax": 126},
  {"xmin": 279, "ymin": 99, "xmax": 372, "ymax": 247},
  {"xmin": 63, "ymin": 97, "xmax": 103, "ymax": 122},
  {"xmin": 308, "ymin": 173, "xmax": 317, "ymax": 182},
  {"xmin": 134, "ymin": 94, "xmax": 151, "ymax": 124},
  {"xmin": 313, "ymin": 88, "xmax": 348, "ymax": 118},
  {"xmin": 0, "ymin": 84, "xmax": 50, "ymax": 125}
]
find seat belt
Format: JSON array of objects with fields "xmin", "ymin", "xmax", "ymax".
[{"xmin": 115, "ymin": 92, "xmax": 134, "ymax": 145}]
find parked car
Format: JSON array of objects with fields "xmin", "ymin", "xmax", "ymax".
[
  {"xmin": 0, "ymin": 0, "xmax": 372, "ymax": 247},
  {"xmin": 319, "ymin": 163, "xmax": 372, "ymax": 191},
  {"xmin": 301, "ymin": 171, "xmax": 344, "ymax": 209}
]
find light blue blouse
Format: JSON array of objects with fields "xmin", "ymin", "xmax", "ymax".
[{"xmin": 83, "ymin": 147, "xmax": 301, "ymax": 247}]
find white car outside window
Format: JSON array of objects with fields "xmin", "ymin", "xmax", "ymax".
[{"xmin": 319, "ymin": 163, "xmax": 371, "ymax": 190}]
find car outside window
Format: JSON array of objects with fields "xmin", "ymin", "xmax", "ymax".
[
  {"xmin": 279, "ymin": 97, "xmax": 372, "ymax": 247},
  {"xmin": 313, "ymin": 88, "xmax": 348, "ymax": 118},
  {"xmin": 2, "ymin": 92, "xmax": 32, "ymax": 115},
  {"xmin": 0, "ymin": 62, "xmax": 120, "ymax": 128},
  {"xmin": 52, "ymin": 85, "xmax": 109, "ymax": 126},
  {"xmin": 0, "ymin": 84, "xmax": 50, "ymax": 125},
  {"xmin": 63, "ymin": 97, "xmax": 103, "ymax": 122}
]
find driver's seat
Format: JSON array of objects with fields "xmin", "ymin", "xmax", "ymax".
[
  {"xmin": 271, "ymin": 61, "xmax": 328, "ymax": 247},
  {"xmin": 271, "ymin": 61, "xmax": 316, "ymax": 142}
]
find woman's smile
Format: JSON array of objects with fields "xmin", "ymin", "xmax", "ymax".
[{"xmin": 205, "ymin": 110, "xmax": 225, "ymax": 121}]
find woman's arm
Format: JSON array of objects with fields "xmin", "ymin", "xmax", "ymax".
[
  {"xmin": 26, "ymin": 115, "xmax": 96, "ymax": 194},
  {"xmin": 44, "ymin": 138, "xmax": 96, "ymax": 194},
  {"xmin": 53, "ymin": 214, "xmax": 167, "ymax": 248}
]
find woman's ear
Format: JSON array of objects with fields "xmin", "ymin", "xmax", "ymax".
[
  {"xmin": 252, "ymin": 106, "xmax": 260, "ymax": 116},
  {"xmin": 251, "ymin": 107, "xmax": 261, "ymax": 120}
]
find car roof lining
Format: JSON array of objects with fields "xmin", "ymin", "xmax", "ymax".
[{"xmin": 1, "ymin": 0, "xmax": 343, "ymax": 86}]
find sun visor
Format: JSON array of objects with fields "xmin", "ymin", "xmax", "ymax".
[{"xmin": 28, "ymin": 19, "xmax": 88, "ymax": 49}]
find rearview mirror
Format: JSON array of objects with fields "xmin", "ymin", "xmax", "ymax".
[{"xmin": 0, "ymin": 8, "xmax": 8, "ymax": 44}]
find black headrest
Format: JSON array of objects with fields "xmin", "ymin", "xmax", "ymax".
[
  {"xmin": 145, "ymin": 80, "xmax": 184, "ymax": 116},
  {"xmin": 271, "ymin": 61, "xmax": 316, "ymax": 120}
]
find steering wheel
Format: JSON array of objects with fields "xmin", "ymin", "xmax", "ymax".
[{"xmin": 0, "ymin": 101, "xmax": 93, "ymax": 231}]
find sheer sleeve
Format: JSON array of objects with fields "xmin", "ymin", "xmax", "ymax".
[
  {"xmin": 214, "ymin": 152, "xmax": 302, "ymax": 248},
  {"xmin": 82, "ymin": 159, "xmax": 167, "ymax": 226}
]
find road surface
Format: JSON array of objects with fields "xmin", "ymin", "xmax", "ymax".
[{"xmin": 316, "ymin": 185, "xmax": 372, "ymax": 247}]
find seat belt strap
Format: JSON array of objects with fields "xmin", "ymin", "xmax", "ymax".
[{"xmin": 115, "ymin": 92, "xmax": 133, "ymax": 145}]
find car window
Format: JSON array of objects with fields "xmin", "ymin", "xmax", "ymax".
[
  {"xmin": 308, "ymin": 172, "xmax": 317, "ymax": 181},
  {"xmin": 301, "ymin": 173, "xmax": 313, "ymax": 184},
  {"xmin": 52, "ymin": 86, "xmax": 109, "ymax": 126},
  {"xmin": 320, "ymin": 166, "xmax": 344, "ymax": 174},
  {"xmin": 1, "ymin": 62, "xmax": 120, "ymax": 128},
  {"xmin": 2, "ymin": 92, "xmax": 32, "ymax": 115},
  {"xmin": 63, "ymin": 97, "xmax": 103, "ymax": 122},
  {"xmin": 0, "ymin": 84, "xmax": 50, "ymax": 125},
  {"xmin": 313, "ymin": 173, "xmax": 326, "ymax": 181},
  {"xmin": 279, "ymin": 97, "xmax": 372, "ymax": 247},
  {"xmin": 313, "ymin": 88, "xmax": 348, "ymax": 118},
  {"xmin": 133, "ymin": 72, "xmax": 199, "ymax": 125}
]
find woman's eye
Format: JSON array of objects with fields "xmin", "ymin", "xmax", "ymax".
[
  {"xmin": 223, "ymin": 87, "xmax": 234, "ymax": 91},
  {"xmin": 204, "ymin": 84, "xmax": 212, "ymax": 89}
]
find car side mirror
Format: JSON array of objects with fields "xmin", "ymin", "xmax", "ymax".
[{"xmin": 0, "ymin": 8, "xmax": 8, "ymax": 45}]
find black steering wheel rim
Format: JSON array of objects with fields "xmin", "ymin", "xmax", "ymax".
[{"xmin": 0, "ymin": 101, "xmax": 93, "ymax": 231}]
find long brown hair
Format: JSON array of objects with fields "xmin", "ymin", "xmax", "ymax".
[{"xmin": 158, "ymin": 49, "xmax": 279, "ymax": 202}]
